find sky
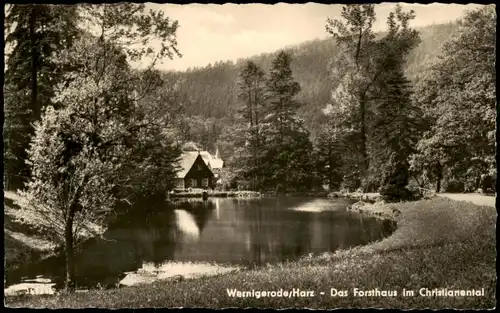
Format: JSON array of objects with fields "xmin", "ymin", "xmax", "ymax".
[{"xmin": 144, "ymin": 2, "xmax": 484, "ymax": 72}]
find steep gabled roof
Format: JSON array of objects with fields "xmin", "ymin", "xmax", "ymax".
[
  {"xmin": 177, "ymin": 150, "xmax": 224, "ymax": 178},
  {"xmin": 177, "ymin": 152, "xmax": 201, "ymax": 178},
  {"xmin": 199, "ymin": 151, "xmax": 212, "ymax": 167}
]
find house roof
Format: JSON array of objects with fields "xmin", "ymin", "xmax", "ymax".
[
  {"xmin": 177, "ymin": 150, "xmax": 224, "ymax": 178},
  {"xmin": 177, "ymin": 152, "xmax": 202, "ymax": 178},
  {"xmin": 199, "ymin": 151, "xmax": 212, "ymax": 165}
]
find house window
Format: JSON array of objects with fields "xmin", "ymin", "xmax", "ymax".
[
  {"xmin": 191, "ymin": 178, "xmax": 198, "ymax": 187},
  {"xmin": 202, "ymin": 178, "xmax": 209, "ymax": 187}
]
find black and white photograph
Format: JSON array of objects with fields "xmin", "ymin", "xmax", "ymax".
[{"xmin": 3, "ymin": 2, "xmax": 496, "ymax": 309}]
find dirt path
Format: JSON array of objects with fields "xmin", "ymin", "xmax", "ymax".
[{"xmin": 438, "ymin": 193, "xmax": 496, "ymax": 208}]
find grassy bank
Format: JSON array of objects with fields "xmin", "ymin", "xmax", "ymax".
[{"xmin": 5, "ymin": 197, "xmax": 496, "ymax": 309}]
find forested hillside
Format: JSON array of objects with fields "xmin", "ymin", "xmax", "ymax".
[{"xmin": 162, "ymin": 22, "xmax": 460, "ymax": 144}]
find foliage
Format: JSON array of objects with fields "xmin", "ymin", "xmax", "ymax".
[
  {"xmin": 4, "ymin": 4, "xmax": 80, "ymax": 190},
  {"xmin": 325, "ymin": 4, "xmax": 378, "ymax": 177},
  {"xmin": 16, "ymin": 101, "xmax": 119, "ymax": 247},
  {"xmin": 226, "ymin": 53, "xmax": 315, "ymax": 192},
  {"xmin": 182, "ymin": 141, "xmax": 201, "ymax": 152},
  {"xmin": 371, "ymin": 17, "xmax": 422, "ymax": 194},
  {"xmin": 410, "ymin": 5, "xmax": 496, "ymax": 192},
  {"xmin": 313, "ymin": 124, "xmax": 344, "ymax": 191},
  {"xmin": 79, "ymin": 3, "xmax": 180, "ymax": 63},
  {"xmin": 260, "ymin": 52, "xmax": 315, "ymax": 192},
  {"xmin": 235, "ymin": 61, "xmax": 267, "ymax": 189},
  {"xmin": 14, "ymin": 3, "xmax": 182, "ymax": 290},
  {"xmin": 321, "ymin": 4, "xmax": 422, "ymax": 195},
  {"xmin": 443, "ymin": 180, "xmax": 465, "ymax": 193},
  {"xmin": 260, "ymin": 116, "xmax": 315, "ymax": 192}
]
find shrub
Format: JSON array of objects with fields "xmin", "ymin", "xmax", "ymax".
[
  {"xmin": 464, "ymin": 180, "xmax": 477, "ymax": 192},
  {"xmin": 444, "ymin": 179, "xmax": 465, "ymax": 193},
  {"xmin": 406, "ymin": 184, "xmax": 424, "ymax": 200},
  {"xmin": 480, "ymin": 174, "xmax": 495, "ymax": 193},
  {"xmin": 340, "ymin": 173, "xmax": 361, "ymax": 192},
  {"xmin": 379, "ymin": 184, "xmax": 414, "ymax": 202},
  {"xmin": 360, "ymin": 178, "xmax": 380, "ymax": 193}
]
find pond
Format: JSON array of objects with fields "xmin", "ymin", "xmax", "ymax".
[{"xmin": 4, "ymin": 197, "xmax": 396, "ymax": 294}]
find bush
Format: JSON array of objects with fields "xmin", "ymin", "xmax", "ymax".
[
  {"xmin": 406, "ymin": 184, "xmax": 424, "ymax": 200},
  {"xmin": 340, "ymin": 174, "xmax": 361, "ymax": 192},
  {"xmin": 480, "ymin": 174, "xmax": 495, "ymax": 193},
  {"xmin": 464, "ymin": 180, "xmax": 477, "ymax": 192},
  {"xmin": 360, "ymin": 178, "xmax": 380, "ymax": 193},
  {"xmin": 379, "ymin": 184, "xmax": 414, "ymax": 202},
  {"xmin": 444, "ymin": 179, "xmax": 465, "ymax": 193}
]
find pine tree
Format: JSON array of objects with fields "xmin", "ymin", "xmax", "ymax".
[
  {"xmin": 367, "ymin": 8, "xmax": 421, "ymax": 199},
  {"xmin": 372, "ymin": 60, "xmax": 423, "ymax": 200},
  {"xmin": 236, "ymin": 61, "xmax": 266, "ymax": 190},
  {"xmin": 314, "ymin": 124, "xmax": 344, "ymax": 191},
  {"xmin": 265, "ymin": 51, "xmax": 301, "ymax": 144},
  {"xmin": 4, "ymin": 4, "xmax": 80, "ymax": 190},
  {"xmin": 262, "ymin": 51, "xmax": 314, "ymax": 192}
]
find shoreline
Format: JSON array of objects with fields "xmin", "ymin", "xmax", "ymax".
[
  {"xmin": 328, "ymin": 191, "xmax": 381, "ymax": 202},
  {"xmin": 169, "ymin": 191, "xmax": 333, "ymax": 199},
  {"xmin": 169, "ymin": 190, "xmax": 262, "ymax": 198}
]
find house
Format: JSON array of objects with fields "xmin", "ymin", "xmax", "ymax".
[
  {"xmin": 175, "ymin": 146, "xmax": 226, "ymax": 190},
  {"xmin": 175, "ymin": 151, "xmax": 215, "ymax": 189}
]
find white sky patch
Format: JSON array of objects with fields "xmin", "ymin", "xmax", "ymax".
[
  {"xmin": 147, "ymin": 2, "xmax": 483, "ymax": 71},
  {"xmin": 4, "ymin": 3, "xmax": 485, "ymax": 72}
]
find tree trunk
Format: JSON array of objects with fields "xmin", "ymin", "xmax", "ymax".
[
  {"xmin": 254, "ymin": 88, "xmax": 261, "ymax": 190},
  {"xmin": 435, "ymin": 162, "xmax": 443, "ymax": 193},
  {"xmin": 65, "ymin": 209, "xmax": 76, "ymax": 291},
  {"xmin": 475, "ymin": 176, "xmax": 481, "ymax": 191},
  {"xmin": 29, "ymin": 6, "xmax": 39, "ymax": 120},
  {"xmin": 279, "ymin": 99, "xmax": 284, "ymax": 145},
  {"xmin": 436, "ymin": 178, "xmax": 441, "ymax": 193},
  {"xmin": 359, "ymin": 96, "xmax": 368, "ymax": 173}
]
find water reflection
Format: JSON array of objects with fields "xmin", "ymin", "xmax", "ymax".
[
  {"xmin": 175, "ymin": 210, "xmax": 201, "ymax": 240},
  {"xmin": 119, "ymin": 260, "xmax": 239, "ymax": 287},
  {"xmin": 5, "ymin": 197, "xmax": 395, "ymax": 293}
]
